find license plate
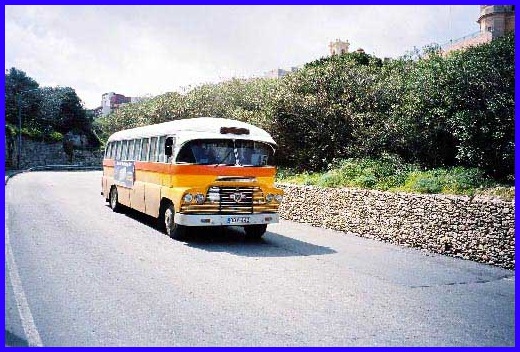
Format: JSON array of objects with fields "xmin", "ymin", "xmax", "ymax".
[{"xmin": 226, "ymin": 216, "xmax": 250, "ymax": 224}]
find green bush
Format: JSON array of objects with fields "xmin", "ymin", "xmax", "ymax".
[
  {"xmin": 7, "ymin": 123, "xmax": 64, "ymax": 144},
  {"xmin": 48, "ymin": 131, "xmax": 63, "ymax": 142},
  {"xmin": 402, "ymin": 172, "xmax": 443, "ymax": 194},
  {"xmin": 21, "ymin": 127, "xmax": 43, "ymax": 139},
  {"xmin": 329, "ymin": 156, "xmax": 416, "ymax": 190},
  {"xmin": 437, "ymin": 167, "xmax": 490, "ymax": 195},
  {"xmin": 317, "ymin": 171, "xmax": 344, "ymax": 188},
  {"xmin": 399, "ymin": 167, "xmax": 491, "ymax": 196},
  {"xmin": 5, "ymin": 124, "xmax": 16, "ymax": 137},
  {"xmin": 278, "ymin": 157, "xmax": 497, "ymax": 196},
  {"xmin": 355, "ymin": 174, "xmax": 378, "ymax": 188}
]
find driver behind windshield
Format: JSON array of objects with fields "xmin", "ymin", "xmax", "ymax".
[{"xmin": 176, "ymin": 139, "xmax": 271, "ymax": 166}]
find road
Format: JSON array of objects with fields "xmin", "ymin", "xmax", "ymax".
[{"xmin": 4, "ymin": 171, "xmax": 515, "ymax": 346}]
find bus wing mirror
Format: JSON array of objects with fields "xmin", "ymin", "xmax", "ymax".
[{"xmin": 165, "ymin": 137, "xmax": 174, "ymax": 157}]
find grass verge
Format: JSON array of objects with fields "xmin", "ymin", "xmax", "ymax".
[{"xmin": 276, "ymin": 157, "xmax": 514, "ymax": 201}]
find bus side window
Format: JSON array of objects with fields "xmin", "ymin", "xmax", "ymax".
[
  {"xmin": 141, "ymin": 138, "xmax": 149, "ymax": 161},
  {"xmin": 158, "ymin": 136, "xmax": 166, "ymax": 163},
  {"xmin": 115, "ymin": 141, "xmax": 123, "ymax": 160},
  {"xmin": 107, "ymin": 142, "xmax": 113, "ymax": 159},
  {"xmin": 128, "ymin": 139, "xmax": 136, "ymax": 161},
  {"xmin": 134, "ymin": 139, "xmax": 142, "ymax": 161},
  {"xmin": 149, "ymin": 137, "xmax": 158, "ymax": 162},
  {"xmin": 121, "ymin": 140, "xmax": 129, "ymax": 160}
]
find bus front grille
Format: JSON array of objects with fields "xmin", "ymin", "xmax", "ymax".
[
  {"xmin": 180, "ymin": 186, "xmax": 278, "ymax": 214},
  {"xmin": 218, "ymin": 187, "xmax": 254, "ymax": 214}
]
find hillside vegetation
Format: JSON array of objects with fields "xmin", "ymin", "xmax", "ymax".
[
  {"xmin": 95, "ymin": 33, "xmax": 514, "ymax": 191},
  {"xmin": 4, "ymin": 68, "xmax": 100, "ymax": 148}
]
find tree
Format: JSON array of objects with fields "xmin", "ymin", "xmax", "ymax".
[
  {"xmin": 93, "ymin": 33, "xmax": 514, "ymax": 180},
  {"xmin": 4, "ymin": 67, "xmax": 41, "ymax": 128},
  {"xmin": 36, "ymin": 86, "xmax": 93, "ymax": 144},
  {"xmin": 4, "ymin": 67, "xmax": 100, "ymax": 148},
  {"xmin": 446, "ymin": 33, "xmax": 515, "ymax": 179}
]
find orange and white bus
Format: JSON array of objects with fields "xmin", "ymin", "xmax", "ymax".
[{"xmin": 101, "ymin": 117, "xmax": 283, "ymax": 240}]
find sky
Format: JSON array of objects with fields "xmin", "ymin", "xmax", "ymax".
[{"xmin": 5, "ymin": 5, "xmax": 482, "ymax": 109}]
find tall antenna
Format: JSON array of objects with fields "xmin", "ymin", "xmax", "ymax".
[{"xmin": 449, "ymin": 5, "xmax": 452, "ymax": 35}]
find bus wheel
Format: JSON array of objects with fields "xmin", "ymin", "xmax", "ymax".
[
  {"xmin": 244, "ymin": 224, "xmax": 267, "ymax": 240},
  {"xmin": 109, "ymin": 186, "xmax": 121, "ymax": 212},
  {"xmin": 163, "ymin": 205, "xmax": 186, "ymax": 240}
]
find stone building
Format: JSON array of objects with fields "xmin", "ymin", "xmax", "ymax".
[
  {"xmin": 264, "ymin": 67, "xmax": 299, "ymax": 79},
  {"xmin": 329, "ymin": 38, "xmax": 350, "ymax": 55},
  {"xmin": 101, "ymin": 92, "xmax": 131, "ymax": 116},
  {"xmin": 442, "ymin": 5, "xmax": 515, "ymax": 55},
  {"xmin": 99, "ymin": 92, "xmax": 145, "ymax": 117},
  {"xmin": 478, "ymin": 4, "xmax": 515, "ymax": 37}
]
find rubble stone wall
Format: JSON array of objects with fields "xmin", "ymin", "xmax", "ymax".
[
  {"xmin": 277, "ymin": 184, "xmax": 515, "ymax": 270},
  {"xmin": 6, "ymin": 137, "xmax": 103, "ymax": 169}
]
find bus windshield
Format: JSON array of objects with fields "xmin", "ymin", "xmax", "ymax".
[{"xmin": 176, "ymin": 139, "xmax": 274, "ymax": 166}]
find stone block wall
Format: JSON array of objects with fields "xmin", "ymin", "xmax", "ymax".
[
  {"xmin": 277, "ymin": 184, "xmax": 515, "ymax": 270},
  {"xmin": 7, "ymin": 137, "xmax": 103, "ymax": 169},
  {"xmin": 443, "ymin": 31, "xmax": 492, "ymax": 55}
]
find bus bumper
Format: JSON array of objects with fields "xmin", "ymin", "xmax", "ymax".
[{"xmin": 174, "ymin": 213, "xmax": 279, "ymax": 227}]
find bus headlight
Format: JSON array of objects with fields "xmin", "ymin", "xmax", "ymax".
[
  {"xmin": 274, "ymin": 194, "xmax": 283, "ymax": 203},
  {"xmin": 195, "ymin": 193, "xmax": 205, "ymax": 204},
  {"xmin": 266, "ymin": 194, "xmax": 274, "ymax": 202},
  {"xmin": 183, "ymin": 193, "xmax": 193, "ymax": 203}
]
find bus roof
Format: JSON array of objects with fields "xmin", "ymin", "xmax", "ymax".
[{"xmin": 107, "ymin": 117, "xmax": 276, "ymax": 145}]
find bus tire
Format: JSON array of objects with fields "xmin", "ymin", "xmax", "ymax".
[
  {"xmin": 162, "ymin": 204, "xmax": 186, "ymax": 240},
  {"xmin": 244, "ymin": 224, "xmax": 267, "ymax": 240},
  {"xmin": 109, "ymin": 186, "xmax": 121, "ymax": 212}
]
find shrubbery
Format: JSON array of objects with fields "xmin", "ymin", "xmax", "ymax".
[
  {"xmin": 5, "ymin": 123, "xmax": 64, "ymax": 143},
  {"xmin": 4, "ymin": 68, "xmax": 99, "ymax": 148},
  {"xmin": 96, "ymin": 33, "xmax": 514, "ymax": 183},
  {"xmin": 277, "ymin": 158, "xmax": 496, "ymax": 197}
]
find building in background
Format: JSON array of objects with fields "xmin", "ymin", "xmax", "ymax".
[
  {"xmin": 478, "ymin": 5, "xmax": 515, "ymax": 38},
  {"xmin": 442, "ymin": 5, "xmax": 515, "ymax": 55},
  {"xmin": 101, "ymin": 92, "xmax": 130, "ymax": 116},
  {"xmin": 329, "ymin": 38, "xmax": 350, "ymax": 55},
  {"xmin": 97, "ymin": 92, "xmax": 145, "ymax": 117},
  {"xmin": 264, "ymin": 67, "xmax": 299, "ymax": 79}
]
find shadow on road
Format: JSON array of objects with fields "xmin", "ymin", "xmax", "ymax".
[
  {"xmin": 184, "ymin": 226, "xmax": 337, "ymax": 258},
  {"xmin": 5, "ymin": 330, "xmax": 29, "ymax": 347},
  {"xmin": 109, "ymin": 204, "xmax": 158, "ymax": 229},
  {"xmin": 108, "ymin": 205, "xmax": 336, "ymax": 258}
]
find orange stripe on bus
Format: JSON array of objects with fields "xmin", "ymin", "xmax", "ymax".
[
  {"xmin": 103, "ymin": 159, "xmax": 276, "ymax": 177},
  {"xmin": 134, "ymin": 162, "xmax": 171, "ymax": 173},
  {"xmin": 103, "ymin": 159, "xmax": 114, "ymax": 167},
  {"xmin": 170, "ymin": 165, "xmax": 275, "ymax": 177}
]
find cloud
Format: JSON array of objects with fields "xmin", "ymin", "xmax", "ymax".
[{"xmin": 5, "ymin": 5, "xmax": 480, "ymax": 109}]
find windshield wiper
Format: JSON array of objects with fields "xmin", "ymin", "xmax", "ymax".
[{"xmin": 214, "ymin": 148, "xmax": 235, "ymax": 167}]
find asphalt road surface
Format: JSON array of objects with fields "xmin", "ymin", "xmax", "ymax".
[{"xmin": 4, "ymin": 171, "xmax": 515, "ymax": 346}]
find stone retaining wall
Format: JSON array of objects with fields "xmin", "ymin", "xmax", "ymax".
[
  {"xmin": 277, "ymin": 184, "xmax": 515, "ymax": 270},
  {"xmin": 6, "ymin": 137, "xmax": 103, "ymax": 169}
]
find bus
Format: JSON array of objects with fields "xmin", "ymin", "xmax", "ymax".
[{"xmin": 101, "ymin": 117, "xmax": 283, "ymax": 240}]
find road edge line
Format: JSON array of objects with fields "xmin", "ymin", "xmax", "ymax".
[
  {"xmin": 5, "ymin": 200, "xmax": 44, "ymax": 347},
  {"xmin": 5, "ymin": 165, "xmax": 103, "ymax": 185}
]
